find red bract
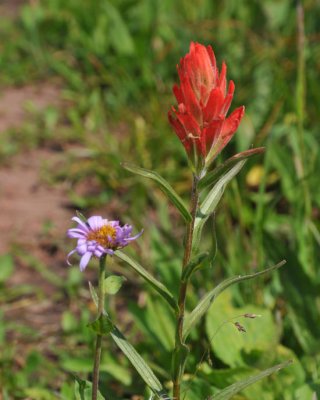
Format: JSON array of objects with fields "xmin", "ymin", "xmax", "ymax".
[{"xmin": 168, "ymin": 42, "xmax": 245, "ymax": 173}]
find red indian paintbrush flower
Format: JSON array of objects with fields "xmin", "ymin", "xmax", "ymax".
[{"xmin": 168, "ymin": 42, "xmax": 245, "ymax": 174}]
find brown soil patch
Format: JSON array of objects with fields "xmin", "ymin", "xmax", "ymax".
[
  {"xmin": 0, "ymin": 82, "xmax": 74, "ymax": 367},
  {"xmin": 0, "ymin": 84, "xmax": 60, "ymax": 132},
  {"xmin": 0, "ymin": 81, "xmax": 69, "ymax": 255},
  {"xmin": 0, "ymin": 0, "xmax": 27, "ymax": 18},
  {"xmin": 0, "ymin": 148, "xmax": 71, "ymax": 254}
]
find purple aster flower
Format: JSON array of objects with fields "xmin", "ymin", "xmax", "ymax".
[{"xmin": 67, "ymin": 215, "xmax": 143, "ymax": 271}]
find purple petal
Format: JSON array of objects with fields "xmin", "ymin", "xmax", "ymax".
[
  {"xmin": 71, "ymin": 217, "xmax": 90, "ymax": 231},
  {"xmin": 94, "ymin": 248, "xmax": 104, "ymax": 257},
  {"xmin": 125, "ymin": 229, "xmax": 144, "ymax": 242},
  {"xmin": 107, "ymin": 235, "xmax": 114, "ymax": 243},
  {"xmin": 67, "ymin": 229, "xmax": 88, "ymax": 239},
  {"xmin": 96, "ymin": 244, "xmax": 105, "ymax": 252},
  {"xmin": 80, "ymin": 252, "xmax": 92, "ymax": 271},
  {"xmin": 77, "ymin": 242, "xmax": 88, "ymax": 255},
  {"xmin": 70, "ymin": 227, "xmax": 89, "ymax": 234},
  {"xmin": 123, "ymin": 224, "xmax": 132, "ymax": 233},
  {"xmin": 109, "ymin": 220, "xmax": 120, "ymax": 227},
  {"xmin": 87, "ymin": 216, "xmax": 104, "ymax": 231},
  {"xmin": 88, "ymin": 244, "xmax": 96, "ymax": 252},
  {"xmin": 66, "ymin": 248, "xmax": 77, "ymax": 266}
]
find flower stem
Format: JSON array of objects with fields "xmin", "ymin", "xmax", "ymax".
[
  {"xmin": 92, "ymin": 256, "xmax": 106, "ymax": 400},
  {"xmin": 173, "ymin": 175, "xmax": 199, "ymax": 400}
]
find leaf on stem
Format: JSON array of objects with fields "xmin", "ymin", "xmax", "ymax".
[
  {"xmin": 104, "ymin": 275, "xmax": 126, "ymax": 295},
  {"xmin": 183, "ymin": 260, "xmax": 286, "ymax": 341},
  {"xmin": 172, "ymin": 343, "xmax": 190, "ymax": 384},
  {"xmin": 122, "ymin": 163, "xmax": 192, "ymax": 223},
  {"xmin": 199, "ymin": 148, "xmax": 265, "ymax": 191},
  {"xmin": 181, "ymin": 252, "xmax": 209, "ymax": 282},
  {"xmin": 88, "ymin": 314, "xmax": 113, "ymax": 335},
  {"xmin": 192, "ymin": 160, "xmax": 247, "ymax": 254},
  {"xmin": 75, "ymin": 210, "xmax": 88, "ymax": 223},
  {"xmin": 200, "ymin": 160, "xmax": 246, "ymax": 217},
  {"xmin": 88, "ymin": 279, "xmax": 171, "ymax": 398},
  {"xmin": 210, "ymin": 360, "xmax": 292, "ymax": 400},
  {"xmin": 110, "ymin": 325, "xmax": 171, "ymax": 399},
  {"xmin": 115, "ymin": 250, "xmax": 178, "ymax": 311}
]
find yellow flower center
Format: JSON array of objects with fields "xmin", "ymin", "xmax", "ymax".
[{"xmin": 87, "ymin": 224, "xmax": 117, "ymax": 248}]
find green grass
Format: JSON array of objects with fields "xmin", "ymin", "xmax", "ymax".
[{"xmin": 1, "ymin": 0, "xmax": 320, "ymax": 399}]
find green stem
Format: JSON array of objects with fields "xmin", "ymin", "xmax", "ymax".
[
  {"xmin": 92, "ymin": 256, "xmax": 106, "ymax": 400},
  {"xmin": 173, "ymin": 175, "xmax": 199, "ymax": 400}
]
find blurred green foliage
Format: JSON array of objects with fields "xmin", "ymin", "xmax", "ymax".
[{"xmin": 1, "ymin": 0, "xmax": 320, "ymax": 398}]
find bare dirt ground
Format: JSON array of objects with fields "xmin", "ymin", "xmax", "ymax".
[
  {"xmin": 1, "ymin": 13, "xmax": 67, "ymax": 249},
  {"xmin": 0, "ymin": 84, "xmax": 61, "ymax": 132},
  {"xmin": 0, "ymin": 84, "xmax": 71, "ymax": 255},
  {"xmin": 0, "ymin": 0, "xmax": 23, "ymax": 16},
  {"xmin": 0, "ymin": 80, "xmax": 76, "ymax": 362}
]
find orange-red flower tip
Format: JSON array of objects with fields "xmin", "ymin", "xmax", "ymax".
[{"xmin": 168, "ymin": 42, "xmax": 245, "ymax": 174}]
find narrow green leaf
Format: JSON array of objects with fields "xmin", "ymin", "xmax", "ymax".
[
  {"xmin": 88, "ymin": 314, "xmax": 113, "ymax": 335},
  {"xmin": 181, "ymin": 252, "xmax": 209, "ymax": 282},
  {"xmin": 199, "ymin": 147, "xmax": 265, "ymax": 191},
  {"xmin": 115, "ymin": 250, "xmax": 178, "ymax": 311},
  {"xmin": 122, "ymin": 163, "xmax": 192, "ymax": 223},
  {"xmin": 110, "ymin": 325, "xmax": 170, "ymax": 399},
  {"xmin": 104, "ymin": 275, "xmax": 126, "ymax": 295},
  {"xmin": 183, "ymin": 260, "xmax": 286, "ymax": 341},
  {"xmin": 200, "ymin": 160, "xmax": 246, "ymax": 217},
  {"xmin": 104, "ymin": 2, "xmax": 135, "ymax": 55},
  {"xmin": 211, "ymin": 360, "xmax": 292, "ymax": 400},
  {"xmin": 75, "ymin": 210, "xmax": 87, "ymax": 223},
  {"xmin": 88, "ymin": 281, "xmax": 171, "ymax": 398},
  {"xmin": 192, "ymin": 160, "xmax": 246, "ymax": 253}
]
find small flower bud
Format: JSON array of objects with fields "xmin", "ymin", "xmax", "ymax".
[{"xmin": 244, "ymin": 313, "xmax": 261, "ymax": 319}]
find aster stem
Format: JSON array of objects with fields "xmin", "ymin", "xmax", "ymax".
[
  {"xmin": 92, "ymin": 255, "xmax": 106, "ymax": 400},
  {"xmin": 173, "ymin": 175, "xmax": 199, "ymax": 400}
]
